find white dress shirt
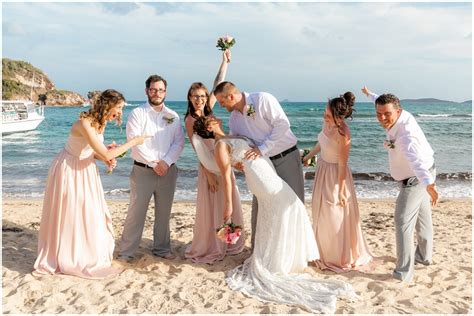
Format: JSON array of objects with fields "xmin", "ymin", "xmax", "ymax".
[
  {"xmin": 229, "ymin": 92, "xmax": 297, "ymax": 157},
  {"xmin": 126, "ymin": 102, "xmax": 184, "ymax": 168},
  {"xmin": 369, "ymin": 92, "xmax": 435, "ymax": 186}
]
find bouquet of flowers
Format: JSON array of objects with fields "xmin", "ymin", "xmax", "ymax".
[
  {"xmin": 301, "ymin": 148, "xmax": 317, "ymax": 167},
  {"xmin": 216, "ymin": 222, "xmax": 242, "ymax": 244},
  {"xmin": 216, "ymin": 35, "xmax": 236, "ymax": 51},
  {"xmin": 106, "ymin": 141, "xmax": 127, "ymax": 174}
]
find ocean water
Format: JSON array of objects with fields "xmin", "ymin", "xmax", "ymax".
[{"xmin": 2, "ymin": 100, "xmax": 472, "ymax": 201}]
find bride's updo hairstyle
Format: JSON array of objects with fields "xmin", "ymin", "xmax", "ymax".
[
  {"xmin": 80, "ymin": 89, "xmax": 125, "ymax": 132},
  {"xmin": 328, "ymin": 91, "xmax": 355, "ymax": 136},
  {"xmin": 193, "ymin": 116, "xmax": 215, "ymax": 139}
]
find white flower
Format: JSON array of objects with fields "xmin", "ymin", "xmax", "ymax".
[
  {"xmin": 163, "ymin": 116, "xmax": 175, "ymax": 125},
  {"xmin": 246, "ymin": 104, "xmax": 256, "ymax": 118},
  {"xmin": 383, "ymin": 139, "xmax": 395, "ymax": 149}
]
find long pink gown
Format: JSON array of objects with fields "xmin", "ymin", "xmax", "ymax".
[
  {"xmin": 185, "ymin": 137, "xmax": 245, "ymax": 263},
  {"xmin": 33, "ymin": 133, "xmax": 122, "ymax": 279},
  {"xmin": 311, "ymin": 131, "xmax": 373, "ymax": 273}
]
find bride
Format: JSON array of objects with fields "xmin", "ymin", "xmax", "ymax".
[{"xmin": 192, "ymin": 116, "xmax": 356, "ymax": 313}]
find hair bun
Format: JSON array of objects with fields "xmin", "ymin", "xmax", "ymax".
[{"xmin": 343, "ymin": 91, "xmax": 355, "ymax": 108}]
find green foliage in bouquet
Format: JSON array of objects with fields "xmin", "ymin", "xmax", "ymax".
[
  {"xmin": 216, "ymin": 36, "xmax": 236, "ymax": 51},
  {"xmin": 302, "ymin": 148, "xmax": 317, "ymax": 167}
]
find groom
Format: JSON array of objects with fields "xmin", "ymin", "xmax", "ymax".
[
  {"xmin": 214, "ymin": 81, "xmax": 304, "ymax": 250},
  {"xmin": 363, "ymin": 86, "xmax": 439, "ymax": 282}
]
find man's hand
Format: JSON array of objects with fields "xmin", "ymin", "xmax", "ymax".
[
  {"xmin": 426, "ymin": 183, "xmax": 439, "ymax": 207},
  {"xmin": 233, "ymin": 162, "xmax": 244, "ymax": 172},
  {"xmin": 244, "ymin": 147, "xmax": 262, "ymax": 160},
  {"xmin": 153, "ymin": 160, "xmax": 170, "ymax": 177},
  {"xmin": 361, "ymin": 86, "xmax": 371, "ymax": 97}
]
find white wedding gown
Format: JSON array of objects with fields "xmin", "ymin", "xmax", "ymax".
[{"xmin": 213, "ymin": 137, "xmax": 356, "ymax": 313}]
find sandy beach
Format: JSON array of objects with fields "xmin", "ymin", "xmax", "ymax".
[{"xmin": 2, "ymin": 198, "xmax": 472, "ymax": 314}]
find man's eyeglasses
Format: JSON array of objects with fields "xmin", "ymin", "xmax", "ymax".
[
  {"xmin": 148, "ymin": 88, "xmax": 166, "ymax": 95},
  {"xmin": 191, "ymin": 95, "xmax": 208, "ymax": 101}
]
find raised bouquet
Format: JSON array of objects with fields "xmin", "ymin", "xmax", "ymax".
[
  {"xmin": 216, "ymin": 35, "xmax": 236, "ymax": 51},
  {"xmin": 216, "ymin": 222, "xmax": 242, "ymax": 244},
  {"xmin": 301, "ymin": 148, "xmax": 317, "ymax": 167}
]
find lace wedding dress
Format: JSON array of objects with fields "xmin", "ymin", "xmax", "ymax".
[{"xmin": 214, "ymin": 136, "xmax": 356, "ymax": 313}]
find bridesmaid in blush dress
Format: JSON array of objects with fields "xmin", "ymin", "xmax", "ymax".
[
  {"xmin": 304, "ymin": 92, "xmax": 374, "ymax": 273},
  {"xmin": 184, "ymin": 49, "xmax": 245, "ymax": 263},
  {"xmin": 33, "ymin": 89, "xmax": 148, "ymax": 279}
]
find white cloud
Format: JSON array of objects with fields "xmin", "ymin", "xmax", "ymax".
[{"xmin": 2, "ymin": 2, "xmax": 471, "ymax": 102}]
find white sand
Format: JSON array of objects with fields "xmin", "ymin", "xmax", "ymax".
[{"xmin": 2, "ymin": 198, "xmax": 472, "ymax": 313}]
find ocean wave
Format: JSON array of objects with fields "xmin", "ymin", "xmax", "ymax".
[
  {"xmin": 104, "ymin": 188, "xmax": 130, "ymax": 195},
  {"xmin": 418, "ymin": 114, "xmax": 451, "ymax": 117},
  {"xmin": 3, "ymin": 180, "xmax": 471, "ymax": 200},
  {"xmin": 417, "ymin": 113, "xmax": 473, "ymax": 118}
]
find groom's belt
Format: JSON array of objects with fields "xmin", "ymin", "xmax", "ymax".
[
  {"xmin": 269, "ymin": 145, "xmax": 298, "ymax": 161},
  {"xmin": 134, "ymin": 160, "xmax": 153, "ymax": 168},
  {"xmin": 400, "ymin": 163, "xmax": 435, "ymax": 186},
  {"xmin": 134, "ymin": 160, "xmax": 176, "ymax": 169}
]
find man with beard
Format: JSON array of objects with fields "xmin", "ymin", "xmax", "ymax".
[{"xmin": 119, "ymin": 75, "xmax": 184, "ymax": 261}]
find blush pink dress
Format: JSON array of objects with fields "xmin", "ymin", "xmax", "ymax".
[
  {"xmin": 33, "ymin": 133, "xmax": 122, "ymax": 279},
  {"xmin": 185, "ymin": 137, "xmax": 245, "ymax": 263},
  {"xmin": 311, "ymin": 131, "xmax": 373, "ymax": 273}
]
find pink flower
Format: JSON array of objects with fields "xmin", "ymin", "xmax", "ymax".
[
  {"xmin": 216, "ymin": 35, "xmax": 236, "ymax": 51},
  {"xmin": 216, "ymin": 222, "xmax": 242, "ymax": 244}
]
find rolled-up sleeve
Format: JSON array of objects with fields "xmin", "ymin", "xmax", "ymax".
[
  {"xmin": 257, "ymin": 94, "xmax": 291, "ymax": 156},
  {"xmin": 398, "ymin": 134, "xmax": 435, "ymax": 186},
  {"xmin": 126, "ymin": 109, "xmax": 156, "ymax": 165},
  {"xmin": 162, "ymin": 116, "xmax": 185, "ymax": 166}
]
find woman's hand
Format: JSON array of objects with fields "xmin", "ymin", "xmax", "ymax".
[
  {"xmin": 105, "ymin": 158, "xmax": 117, "ymax": 173},
  {"xmin": 338, "ymin": 188, "xmax": 348, "ymax": 207},
  {"xmin": 223, "ymin": 205, "xmax": 233, "ymax": 223},
  {"xmin": 133, "ymin": 135, "xmax": 151, "ymax": 146},
  {"xmin": 206, "ymin": 173, "xmax": 219, "ymax": 193},
  {"xmin": 302, "ymin": 155, "xmax": 311, "ymax": 167},
  {"xmin": 223, "ymin": 49, "xmax": 231, "ymax": 63}
]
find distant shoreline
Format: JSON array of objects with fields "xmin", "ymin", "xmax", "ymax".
[{"xmin": 39, "ymin": 98, "xmax": 472, "ymax": 106}]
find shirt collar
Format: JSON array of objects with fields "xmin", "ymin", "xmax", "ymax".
[
  {"xmin": 242, "ymin": 92, "xmax": 252, "ymax": 114},
  {"xmin": 145, "ymin": 102, "xmax": 169, "ymax": 115}
]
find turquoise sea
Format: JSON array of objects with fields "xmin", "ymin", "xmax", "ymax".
[{"xmin": 2, "ymin": 100, "xmax": 472, "ymax": 201}]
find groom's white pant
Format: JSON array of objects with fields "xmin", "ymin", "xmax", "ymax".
[
  {"xmin": 251, "ymin": 149, "xmax": 305, "ymax": 250},
  {"xmin": 119, "ymin": 164, "xmax": 178, "ymax": 258},
  {"xmin": 393, "ymin": 167, "xmax": 435, "ymax": 282}
]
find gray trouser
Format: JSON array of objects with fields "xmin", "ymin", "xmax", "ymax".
[
  {"xmin": 119, "ymin": 164, "xmax": 178, "ymax": 258},
  {"xmin": 393, "ymin": 168, "xmax": 435, "ymax": 282},
  {"xmin": 251, "ymin": 148, "xmax": 305, "ymax": 250}
]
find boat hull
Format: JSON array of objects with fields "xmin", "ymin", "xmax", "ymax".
[{"xmin": 2, "ymin": 117, "xmax": 45, "ymax": 134}]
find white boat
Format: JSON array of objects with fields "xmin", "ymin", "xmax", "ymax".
[{"xmin": 1, "ymin": 100, "xmax": 45, "ymax": 134}]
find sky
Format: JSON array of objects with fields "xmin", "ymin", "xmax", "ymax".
[{"xmin": 2, "ymin": 1, "xmax": 472, "ymax": 102}]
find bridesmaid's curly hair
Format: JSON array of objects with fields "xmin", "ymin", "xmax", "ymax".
[
  {"xmin": 80, "ymin": 89, "xmax": 125, "ymax": 132},
  {"xmin": 328, "ymin": 91, "xmax": 355, "ymax": 136},
  {"xmin": 193, "ymin": 116, "xmax": 215, "ymax": 139}
]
